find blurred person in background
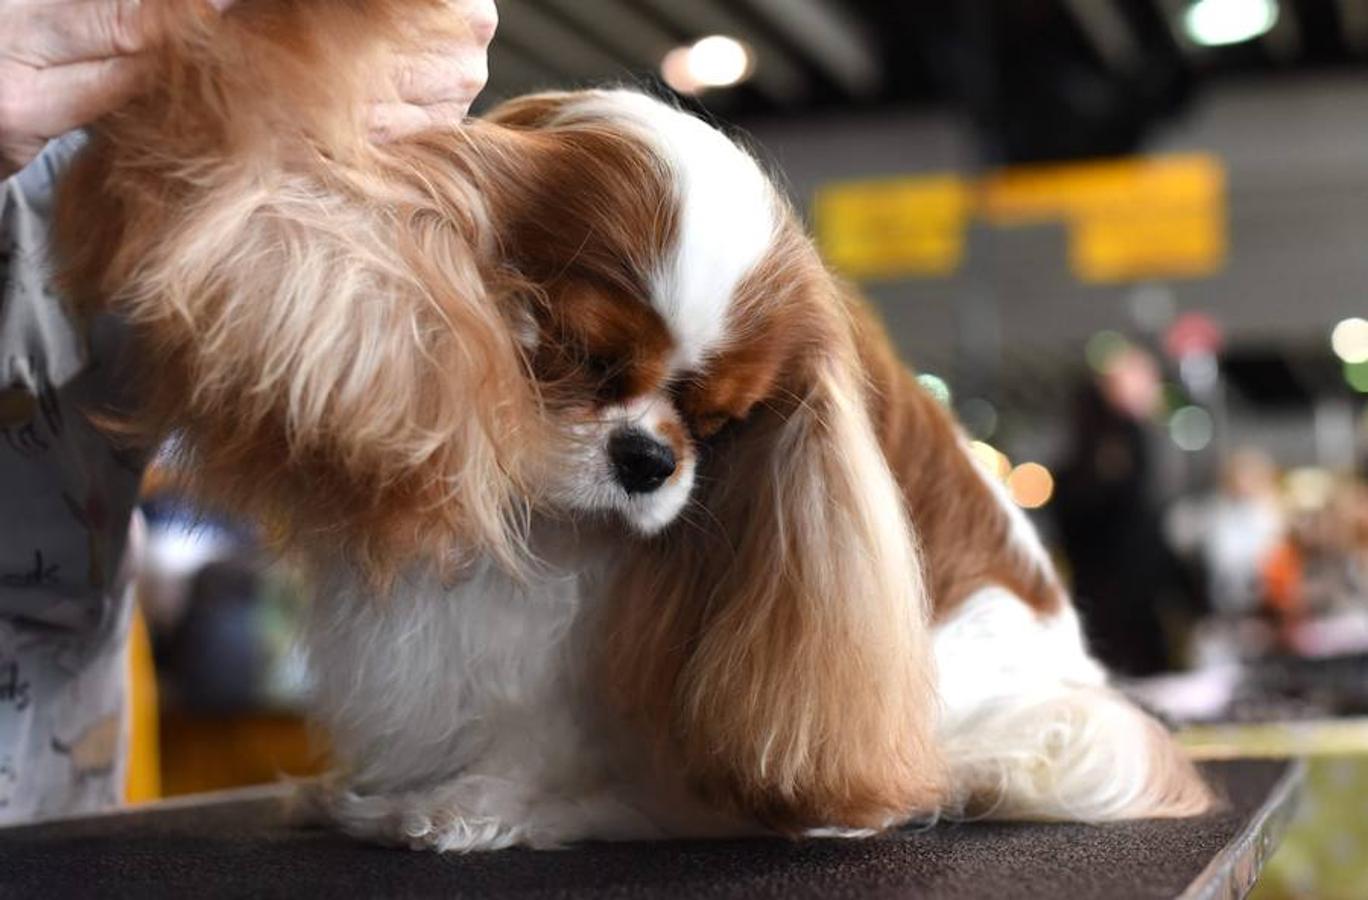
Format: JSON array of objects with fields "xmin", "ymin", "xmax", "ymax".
[
  {"xmin": 1169, "ymin": 449, "xmax": 1286, "ymax": 665},
  {"xmin": 1053, "ymin": 344, "xmax": 1203, "ymax": 677},
  {"xmin": 1198, "ymin": 449, "xmax": 1285, "ymax": 618},
  {"xmin": 1265, "ymin": 481, "xmax": 1368, "ymax": 656},
  {"xmin": 0, "ymin": 0, "xmax": 496, "ymax": 823}
]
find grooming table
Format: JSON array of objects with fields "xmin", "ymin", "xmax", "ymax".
[{"xmin": 0, "ymin": 759, "xmax": 1301, "ymax": 899}]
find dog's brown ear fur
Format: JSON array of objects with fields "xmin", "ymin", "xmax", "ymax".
[
  {"xmin": 604, "ymin": 231, "xmax": 945, "ymax": 832},
  {"xmin": 54, "ymin": 0, "xmax": 550, "ymax": 581}
]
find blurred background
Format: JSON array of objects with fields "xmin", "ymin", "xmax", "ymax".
[{"xmin": 129, "ymin": 2, "xmax": 1368, "ymax": 895}]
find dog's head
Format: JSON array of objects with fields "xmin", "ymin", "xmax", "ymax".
[{"xmin": 475, "ymin": 89, "xmax": 791, "ymax": 536}]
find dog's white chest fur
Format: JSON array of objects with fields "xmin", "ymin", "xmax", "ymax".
[
  {"xmin": 312, "ymin": 558, "xmax": 586, "ymax": 785},
  {"xmin": 303, "ymin": 532, "xmax": 731, "ymax": 850}
]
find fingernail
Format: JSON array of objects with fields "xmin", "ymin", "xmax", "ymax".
[{"xmin": 207, "ymin": 0, "xmax": 237, "ymax": 11}]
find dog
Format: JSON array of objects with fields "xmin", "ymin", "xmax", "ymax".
[{"xmin": 56, "ymin": 0, "xmax": 1211, "ymax": 851}]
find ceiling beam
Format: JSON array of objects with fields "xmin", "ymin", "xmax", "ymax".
[
  {"xmin": 532, "ymin": 0, "xmax": 680, "ymax": 71},
  {"xmin": 483, "ymin": 42, "xmax": 566, "ymax": 104},
  {"xmin": 737, "ymin": 0, "xmax": 881, "ymax": 97},
  {"xmin": 495, "ymin": 0, "xmax": 631, "ymax": 83},
  {"xmin": 1261, "ymin": 0, "xmax": 1303, "ymax": 61},
  {"xmin": 1152, "ymin": 0, "xmax": 1199, "ymax": 53},
  {"xmin": 1060, "ymin": 0, "xmax": 1145, "ymax": 70}
]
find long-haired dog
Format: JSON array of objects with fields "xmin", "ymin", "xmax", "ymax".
[{"xmin": 56, "ymin": 0, "xmax": 1211, "ymax": 850}]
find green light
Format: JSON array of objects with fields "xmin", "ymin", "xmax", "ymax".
[
  {"xmin": 1346, "ymin": 361, "xmax": 1368, "ymax": 393},
  {"xmin": 916, "ymin": 373, "xmax": 952, "ymax": 406},
  {"xmin": 1085, "ymin": 331, "xmax": 1129, "ymax": 373}
]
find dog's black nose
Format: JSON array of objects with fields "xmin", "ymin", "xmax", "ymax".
[{"xmin": 609, "ymin": 429, "xmax": 677, "ymax": 495}]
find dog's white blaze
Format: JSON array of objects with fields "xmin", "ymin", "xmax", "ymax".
[{"xmin": 559, "ymin": 90, "xmax": 777, "ymax": 369}]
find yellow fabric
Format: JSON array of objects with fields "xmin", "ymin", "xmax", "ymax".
[{"xmin": 124, "ymin": 606, "xmax": 161, "ymax": 803}]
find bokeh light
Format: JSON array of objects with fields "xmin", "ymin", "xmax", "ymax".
[
  {"xmin": 1286, "ymin": 467, "xmax": 1335, "ymax": 511},
  {"xmin": 1345, "ymin": 360, "xmax": 1368, "ymax": 393},
  {"xmin": 1169, "ymin": 405, "xmax": 1215, "ymax": 452},
  {"xmin": 1008, "ymin": 462, "xmax": 1055, "ymax": 509},
  {"xmin": 916, "ymin": 373, "xmax": 952, "ymax": 406},
  {"xmin": 1331, "ymin": 318, "xmax": 1368, "ymax": 364},
  {"xmin": 1085, "ymin": 330, "xmax": 1129, "ymax": 373},
  {"xmin": 661, "ymin": 36, "xmax": 755, "ymax": 95},
  {"xmin": 969, "ymin": 441, "xmax": 1011, "ymax": 481},
  {"xmin": 1184, "ymin": 0, "xmax": 1279, "ymax": 47},
  {"xmin": 959, "ymin": 397, "xmax": 999, "ymax": 439}
]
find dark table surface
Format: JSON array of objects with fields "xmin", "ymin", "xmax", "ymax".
[{"xmin": 0, "ymin": 759, "xmax": 1301, "ymax": 900}]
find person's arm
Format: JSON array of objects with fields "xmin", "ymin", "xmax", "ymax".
[{"xmin": 0, "ymin": 0, "xmax": 497, "ymax": 824}]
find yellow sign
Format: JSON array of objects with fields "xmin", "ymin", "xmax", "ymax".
[
  {"xmin": 980, "ymin": 154, "xmax": 1227, "ymax": 283},
  {"xmin": 815, "ymin": 154, "xmax": 1227, "ymax": 284},
  {"xmin": 814, "ymin": 175, "xmax": 971, "ymax": 279},
  {"xmin": 1072, "ymin": 206, "xmax": 1225, "ymax": 283}
]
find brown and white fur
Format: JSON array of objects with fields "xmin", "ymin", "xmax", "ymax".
[{"xmin": 55, "ymin": 0, "xmax": 1211, "ymax": 850}]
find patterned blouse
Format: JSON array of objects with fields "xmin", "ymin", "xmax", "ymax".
[{"xmin": 0, "ymin": 135, "xmax": 145, "ymax": 824}]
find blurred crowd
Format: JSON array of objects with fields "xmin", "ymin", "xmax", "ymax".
[{"xmin": 1049, "ymin": 336, "xmax": 1368, "ymax": 704}]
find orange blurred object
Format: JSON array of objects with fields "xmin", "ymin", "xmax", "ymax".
[{"xmin": 1262, "ymin": 539, "xmax": 1305, "ymax": 621}]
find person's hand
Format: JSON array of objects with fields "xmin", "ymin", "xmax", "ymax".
[
  {"xmin": 370, "ymin": 0, "xmax": 498, "ymax": 142},
  {"xmin": 0, "ymin": 0, "xmax": 495, "ymax": 180},
  {"xmin": 1, "ymin": 0, "xmax": 154, "ymax": 178},
  {"xmin": 0, "ymin": 0, "xmax": 233, "ymax": 180}
]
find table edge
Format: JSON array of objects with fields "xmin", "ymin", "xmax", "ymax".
[{"xmin": 1179, "ymin": 758, "xmax": 1307, "ymax": 900}]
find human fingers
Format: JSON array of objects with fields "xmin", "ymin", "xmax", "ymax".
[
  {"xmin": 368, "ymin": 99, "xmax": 475, "ymax": 143},
  {"xmin": 0, "ymin": 0, "xmax": 147, "ymax": 67},
  {"xmin": 14, "ymin": 53, "xmax": 152, "ymax": 137}
]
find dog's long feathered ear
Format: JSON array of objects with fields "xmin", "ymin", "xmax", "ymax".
[
  {"xmin": 606, "ymin": 240, "xmax": 945, "ymax": 832},
  {"xmin": 54, "ymin": 0, "xmax": 546, "ymax": 579}
]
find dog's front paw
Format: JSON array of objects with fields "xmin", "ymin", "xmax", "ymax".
[
  {"xmin": 394, "ymin": 805, "xmax": 526, "ymax": 853},
  {"xmin": 303, "ymin": 779, "xmax": 530, "ymax": 852}
]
